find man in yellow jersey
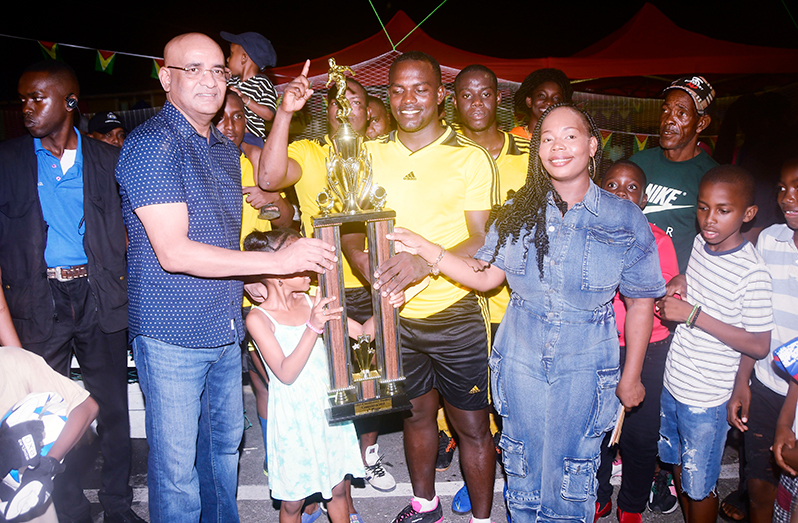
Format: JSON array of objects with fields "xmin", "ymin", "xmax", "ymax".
[
  {"xmin": 446, "ymin": 64, "xmax": 531, "ymax": 513},
  {"xmin": 453, "ymin": 65, "xmax": 529, "ymax": 340},
  {"xmin": 258, "ymin": 63, "xmax": 397, "ymax": 495},
  {"xmin": 346, "ymin": 52, "xmax": 500, "ymax": 523}
]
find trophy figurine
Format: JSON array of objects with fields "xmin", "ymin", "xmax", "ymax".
[{"xmin": 313, "ymin": 58, "xmax": 411, "ymax": 422}]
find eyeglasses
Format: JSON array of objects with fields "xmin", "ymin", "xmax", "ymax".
[{"xmin": 166, "ymin": 66, "xmax": 226, "ymax": 79}]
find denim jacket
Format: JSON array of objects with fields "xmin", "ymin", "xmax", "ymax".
[{"xmin": 476, "ymin": 181, "xmax": 666, "ymax": 317}]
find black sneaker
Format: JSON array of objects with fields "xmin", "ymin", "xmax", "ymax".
[
  {"xmin": 435, "ymin": 431, "xmax": 456, "ymax": 471},
  {"xmin": 392, "ymin": 499, "xmax": 443, "ymax": 523},
  {"xmin": 648, "ymin": 470, "xmax": 678, "ymax": 514}
]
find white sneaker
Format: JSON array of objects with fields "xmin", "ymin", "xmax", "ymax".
[{"xmin": 364, "ymin": 443, "xmax": 396, "ymax": 492}]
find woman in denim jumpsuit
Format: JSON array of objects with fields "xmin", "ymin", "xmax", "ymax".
[{"xmin": 389, "ymin": 104, "xmax": 666, "ymax": 523}]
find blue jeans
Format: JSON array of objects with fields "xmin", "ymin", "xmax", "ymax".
[
  {"xmin": 490, "ymin": 298, "xmax": 620, "ymax": 523},
  {"xmin": 658, "ymin": 388, "xmax": 730, "ymax": 500},
  {"xmin": 132, "ymin": 335, "xmax": 243, "ymax": 523}
]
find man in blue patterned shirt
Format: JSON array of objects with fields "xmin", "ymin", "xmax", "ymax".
[{"xmin": 116, "ymin": 33, "xmax": 336, "ymax": 523}]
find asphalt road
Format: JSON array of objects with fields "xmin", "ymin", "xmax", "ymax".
[{"xmin": 75, "ymin": 380, "xmax": 742, "ymax": 523}]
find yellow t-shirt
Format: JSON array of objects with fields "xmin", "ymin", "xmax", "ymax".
[
  {"xmin": 365, "ymin": 126, "xmax": 499, "ymax": 319},
  {"xmin": 287, "ymin": 136, "xmax": 366, "ymax": 289},
  {"xmin": 240, "ymin": 153, "xmax": 272, "ymax": 308},
  {"xmin": 485, "ymin": 132, "xmax": 529, "ymax": 323}
]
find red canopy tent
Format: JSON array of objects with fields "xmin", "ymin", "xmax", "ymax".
[
  {"xmin": 268, "ymin": 4, "xmax": 797, "ymax": 163},
  {"xmin": 269, "ymin": 3, "xmax": 798, "ymax": 86}
]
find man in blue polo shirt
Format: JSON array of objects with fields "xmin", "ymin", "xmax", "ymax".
[
  {"xmin": 115, "ymin": 33, "xmax": 336, "ymax": 523},
  {"xmin": 0, "ymin": 61, "xmax": 142, "ymax": 523}
]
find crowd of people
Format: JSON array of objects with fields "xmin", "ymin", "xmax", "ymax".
[{"xmin": 0, "ymin": 28, "xmax": 796, "ymax": 523}]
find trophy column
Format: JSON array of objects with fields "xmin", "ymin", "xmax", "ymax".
[{"xmin": 313, "ymin": 211, "xmax": 411, "ymax": 422}]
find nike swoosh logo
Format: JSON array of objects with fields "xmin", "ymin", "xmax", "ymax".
[{"xmin": 643, "ymin": 204, "xmax": 695, "ymax": 215}]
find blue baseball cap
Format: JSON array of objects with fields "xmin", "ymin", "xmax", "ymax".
[{"xmin": 220, "ymin": 31, "xmax": 277, "ymax": 70}]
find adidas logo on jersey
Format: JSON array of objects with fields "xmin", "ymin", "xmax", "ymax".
[
  {"xmin": 468, "ymin": 385, "xmax": 481, "ymax": 394},
  {"xmin": 403, "ymin": 172, "xmax": 417, "ymax": 181}
]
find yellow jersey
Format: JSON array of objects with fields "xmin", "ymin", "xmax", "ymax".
[
  {"xmin": 486, "ymin": 132, "xmax": 530, "ymax": 323},
  {"xmin": 365, "ymin": 126, "xmax": 500, "ymax": 319},
  {"xmin": 239, "ymin": 153, "xmax": 272, "ymax": 307}
]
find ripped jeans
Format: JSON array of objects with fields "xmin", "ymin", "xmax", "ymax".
[
  {"xmin": 490, "ymin": 298, "xmax": 620, "ymax": 523},
  {"xmin": 658, "ymin": 387, "xmax": 730, "ymax": 500}
]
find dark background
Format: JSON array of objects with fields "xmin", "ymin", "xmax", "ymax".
[{"xmin": 1, "ymin": 0, "xmax": 797, "ymax": 102}]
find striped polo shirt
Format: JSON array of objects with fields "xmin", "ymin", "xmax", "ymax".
[{"xmin": 664, "ymin": 235, "xmax": 774, "ymax": 407}]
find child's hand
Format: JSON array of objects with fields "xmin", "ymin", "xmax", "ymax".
[
  {"xmin": 774, "ymin": 423, "xmax": 798, "ymax": 475},
  {"xmin": 243, "ymin": 186, "xmax": 281, "ymax": 210},
  {"xmin": 665, "ymin": 274, "xmax": 686, "ymax": 298},
  {"xmin": 655, "ymin": 295, "xmax": 692, "ymax": 323},
  {"xmin": 309, "ymin": 292, "xmax": 343, "ymax": 332},
  {"xmin": 727, "ymin": 381, "xmax": 751, "ymax": 431}
]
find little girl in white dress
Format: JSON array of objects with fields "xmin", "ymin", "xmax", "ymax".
[{"xmin": 244, "ymin": 229, "xmax": 366, "ymax": 523}]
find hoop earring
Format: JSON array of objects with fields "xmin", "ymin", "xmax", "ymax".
[{"xmin": 589, "ymin": 155, "xmax": 597, "ymax": 179}]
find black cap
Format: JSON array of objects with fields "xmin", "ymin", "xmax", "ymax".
[
  {"xmin": 220, "ymin": 31, "xmax": 277, "ymax": 70},
  {"xmin": 88, "ymin": 112, "xmax": 125, "ymax": 134}
]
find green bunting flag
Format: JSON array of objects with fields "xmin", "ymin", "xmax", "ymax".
[
  {"xmin": 38, "ymin": 41, "xmax": 59, "ymax": 60},
  {"xmin": 151, "ymin": 58, "xmax": 164, "ymax": 79},
  {"xmin": 96, "ymin": 50, "xmax": 117, "ymax": 74}
]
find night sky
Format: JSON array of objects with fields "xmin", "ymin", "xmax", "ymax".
[{"xmin": 1, "ymin": 0, "xmax": 797, "ymax": 102}]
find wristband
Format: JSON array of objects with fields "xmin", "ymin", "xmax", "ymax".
[
  {"xmin": 427, "ymin": 244, "xmax": 446, "ymax": 277},
  {"xmin": 686, "ymin": 304, "xmax": 698, "ymax": 326},
  {"xmin": 306, "ymin": 321, "xmax": 323, "ymax": 335},
  {"xmin": 689, "ymin": 306, "xmax": 702, "ymax": 328},
  {"xmin": 686, "ymin": 304, "xmax": 702, "ymax": 328}
]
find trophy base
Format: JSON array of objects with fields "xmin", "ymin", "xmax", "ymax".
[{"xmin": 326, "ymin": 392, "xmax": 412, "ymax": 423}]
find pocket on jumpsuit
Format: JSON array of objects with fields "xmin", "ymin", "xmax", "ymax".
[
  {"xmin": 560, "ymin": 457, "xmax": 597, "ymax": 502},
  {"xmin": 499, "ymin": 433, "xmax": 527, "ymax": 478},
  {"xmin": 583, "ymin": 366, "xmax": 621, "ymax": 438}
]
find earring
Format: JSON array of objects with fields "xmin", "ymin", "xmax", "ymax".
[{"xmin": 589, "ymin": 156, "xmax": 597, "ymax": 179}]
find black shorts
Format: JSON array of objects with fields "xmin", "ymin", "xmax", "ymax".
[
  {"xmin": 400, "ymin": 292, "xmax": 490, "ymax": 411},
  {"xmin": 345, "ymin": 286, "xmax": 373, "ymax": 324},
  {"xmin": 744, "ymin": 374, "xmax": 788, "ymax": 485}
]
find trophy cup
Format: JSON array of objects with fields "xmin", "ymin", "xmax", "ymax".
[{"xmin": 313, "ymin": 58, "xmax": 411, "ymax": 422}]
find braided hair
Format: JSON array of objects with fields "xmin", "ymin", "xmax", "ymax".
[
  {"xmin": 513, "ymin": 68, "xmax": 573, "ymax": 123},
  {"xmin": 485, "ymin": 103, "xmax": 602, "ymax": 279}
]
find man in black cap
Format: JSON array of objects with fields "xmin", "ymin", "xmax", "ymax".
[
  {"xmin": 221, "ymin": 31, "xmax": 278, "ymax": 140},
  {"xmin": 88, "ymin": 111, "xmax": 126, "ymax": 148},
  {"xmin": 630, "ymin": 75, "xmax": 719, "ymax": 273}
]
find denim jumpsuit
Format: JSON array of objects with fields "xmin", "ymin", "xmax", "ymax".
[{"xmin": 475, "ymin": 182, "xmax": 666, "ymax": 523}]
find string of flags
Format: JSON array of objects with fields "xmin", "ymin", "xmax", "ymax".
[
  {"xmin": 598, "ymin": 129, "xmax": 717, "ymax": 153},
  {"xmin": 4, "ymin": 33, "xmax": 163, "ymax": 78}
]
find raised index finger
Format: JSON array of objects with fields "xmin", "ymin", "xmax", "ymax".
[{"xmin": 300, "ymin": 59, "xmax": 310, "ymax": 78}]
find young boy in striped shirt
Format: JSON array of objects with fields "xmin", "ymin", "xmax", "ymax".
[{"xmin": 655, "ymin": 165, "xmax": 774, "ymax": 523}]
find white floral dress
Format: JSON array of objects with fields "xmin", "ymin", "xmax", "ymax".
[{"xmin": 251, "ymin": 298, "xmax": 364, "ymax": 501}]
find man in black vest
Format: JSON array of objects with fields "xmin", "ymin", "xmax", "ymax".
[{"xmin": 0, "ymin": 61, "xmax": 143, "ymax": 523}]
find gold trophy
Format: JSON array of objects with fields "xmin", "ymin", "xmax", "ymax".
[{"xmin": 313, "ymin": 58, "xmax": 410, "ymax": 422}]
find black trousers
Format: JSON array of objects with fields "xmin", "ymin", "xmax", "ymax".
[
  {"xmin": 23, "ymin": 278, "xmax": 132, "ymax": 521},
  {"xmin": 596, "ymin": 335, "xmax": 672, "ymax": 513}
]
